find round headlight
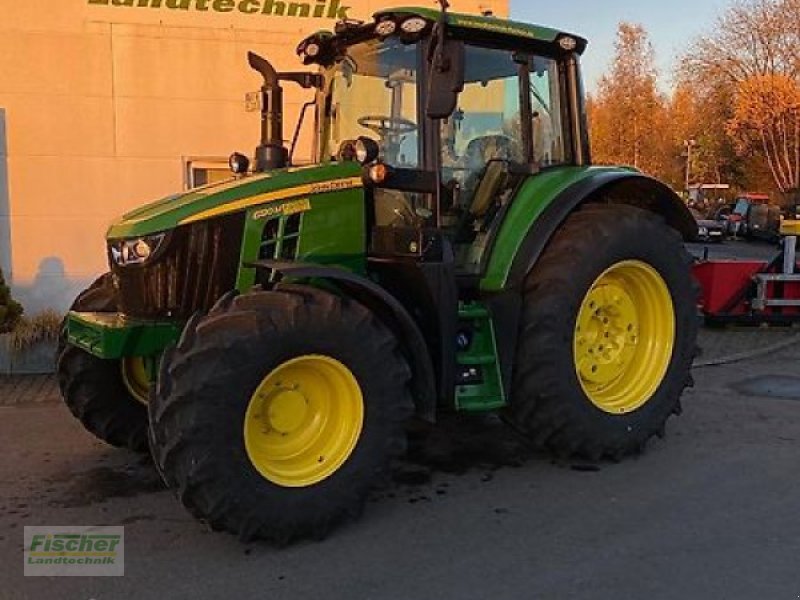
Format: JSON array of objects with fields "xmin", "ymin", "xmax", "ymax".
[
  {"xmin": 111, "ymin": 233, "xmax": 166, "ymax": 266},
  {"xmin": 375, "ymin": 19, "xmax": 397, "ymax": 37},
  {"xmin": 133, "ymin": 240, "xmax": 152, "ymax": 260},
  {"xmin": 305, "ymin": 43, "xmax": 321, "ymax": 58},
  {"xmin": 355, "ymin": 137, "xmax": 380, "ymax": 165},
  {"xmin": 400, "ymin": 17, "xmax": 428, "ymax": 34},
  {"xmin": 229, "ymin": 152, "xmax": 250, "ymax": 175}
]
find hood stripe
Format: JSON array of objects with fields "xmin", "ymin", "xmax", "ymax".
[{"xmin": 179, "ymin": 176, "xmax": 363, "ymax": 225}]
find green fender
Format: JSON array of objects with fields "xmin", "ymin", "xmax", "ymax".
[{"xmin": 481, "ymin": 166, "xmax": 696, "ymax": 291}]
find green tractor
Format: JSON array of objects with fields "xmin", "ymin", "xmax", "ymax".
[{"xmin": 57, "ymin": 4, "xmax": 698, "ymax": 542}]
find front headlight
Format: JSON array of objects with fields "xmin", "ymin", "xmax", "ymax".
[
  {"xmin": 698, "ymin": 227, "xmax": 709, "ymax": 236},
  {"xmin": 110, "ymin": 233, "xmax": 167, "ymax": 267}
]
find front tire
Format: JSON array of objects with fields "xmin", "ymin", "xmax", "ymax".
[
  {"xmin": 509, "ymin": 205, "xmax": 697, "ymax": 460},
  {"xmin": 56, "ymin": 274, "xmax": 149, "ymax": 452},
  {"xmin": 148, "ymin": 285, "xmax": 413, "ymax": 543}
]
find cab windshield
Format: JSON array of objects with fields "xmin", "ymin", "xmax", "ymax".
[{"xmin": 322, "ymin": 37, "xmax": 421, "ymax": 168}]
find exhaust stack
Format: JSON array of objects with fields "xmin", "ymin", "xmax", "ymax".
[{"xmin": 248, "ymin": 52, "xmax": 289, "ymax": 172}]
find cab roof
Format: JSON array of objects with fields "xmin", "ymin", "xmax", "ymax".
[{"xmin": 373, "ymin": 6, "xmax": 588, "ymax": 54}]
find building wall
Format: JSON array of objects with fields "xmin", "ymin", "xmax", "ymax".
[{"xmin": 0, "ymin": 0, "xmax": 508, "ymax": 313}]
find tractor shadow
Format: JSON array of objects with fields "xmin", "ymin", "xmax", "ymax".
[
  {"xmin": 388, "ymin": 413, "xmax": 602, "ymax": 492},
  {"xmin": 43, "ymin": 452, "xmax": 164, "ymax": 509},
  {"xmin": 26, "ymin": 414, "xmax": 600, "ymax": 523}
]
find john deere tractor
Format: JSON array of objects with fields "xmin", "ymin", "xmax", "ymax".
[{"xmin": 58, "ymin": 4, "xmax": 698, "ymax": 542}]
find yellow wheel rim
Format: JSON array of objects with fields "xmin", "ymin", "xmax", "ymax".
[
  {"xmin": 244, "ymin": 355, "xmax": 364, "ymax": 488},
  {"xmin": 573, "ymin": 260, "xmax": 675, "ymax": 415},
  {"xmin": 121, "ymin": 357, "xmax": 150, "ymax": 405}
]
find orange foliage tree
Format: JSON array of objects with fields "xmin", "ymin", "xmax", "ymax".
[
  {"xmin": 727, "ymin": 75, "xmax": 800, "ymax": 195},
  {"xmin": 588, "ymin": 23, "xmax": 671, "ymax": 178},
  {"xmin": 681, "ymin": 0, "xmax": 800, "ymax": 198}
]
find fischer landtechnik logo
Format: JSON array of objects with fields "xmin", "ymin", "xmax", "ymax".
[{"xmin": 24, "ymin": 526, "xmax": 125, "ymax": 577}]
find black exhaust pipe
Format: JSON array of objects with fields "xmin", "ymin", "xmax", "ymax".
[{"xmin": 248, "ymin": 52, "xmax": 289, "ymax": 172}]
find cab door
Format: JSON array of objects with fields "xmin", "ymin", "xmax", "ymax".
[{"xmin": 438, "ymin": 47, "xmax": 571, "ymax": 274}]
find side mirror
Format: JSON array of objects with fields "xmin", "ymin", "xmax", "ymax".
[{"xmin": 426, "ymin": 39, "xmax": 465, "ymax": 119}]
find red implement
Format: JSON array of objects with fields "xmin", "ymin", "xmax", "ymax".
[{"xmin": 693, "ymin": 257, "xmax": 800, "ymax": 323}]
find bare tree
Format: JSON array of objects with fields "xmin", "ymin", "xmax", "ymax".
[
  {"xmin": 684, "ymin": 0, "xmax": 800, "ymax": 84},
  {"xmin": 681, "ymin": 0, "xmax": 800, "ymax": 198}
]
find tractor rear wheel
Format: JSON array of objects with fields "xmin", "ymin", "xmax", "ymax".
[
  {"xmin": 509, "ymin": 205, "xmax": 697, "ymax": 460},
  {"xmin": 148, "ymin": 285, "xmax": 413, "ymax": 543},
  {"xmin": 56, "ymin": 274, "xmax": 150, "ymax": 452}
]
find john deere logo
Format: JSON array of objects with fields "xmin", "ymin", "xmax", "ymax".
[{"xmin": 88, "ymin": 0, "xmax": 351, "ymax": 19}]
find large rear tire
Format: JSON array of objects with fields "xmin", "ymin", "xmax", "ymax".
[
  {"xmin": 148, "ymin": 285, "xmax": 413, "ymax": 543},
  {"xmin": 56, "ymin": 274, "xmax": 149, "ymax": 452},
  {"xmin": 509, "ymin": 205, "xmax": 697, "ymax": 459}
]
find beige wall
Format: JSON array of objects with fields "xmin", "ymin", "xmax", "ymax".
[{"xmin": 0, "ymin": 0, "xmax": 507, "ymax": 313}]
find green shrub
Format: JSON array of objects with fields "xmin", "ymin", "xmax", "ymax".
[{"xmin": 0, "ymin": 267, "xmax": 23, "ymax": 334}]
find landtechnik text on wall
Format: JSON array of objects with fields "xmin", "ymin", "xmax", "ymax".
[{"xmin": 88, "ymin": 0, "xmax": 351, "ymax": 19}]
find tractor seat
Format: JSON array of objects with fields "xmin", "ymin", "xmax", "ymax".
[
  {"xmin": 470, "ymin": 161, "xmax": 508, "ymax": 217},
  {"xmin": 462, "ymin": 135, "xmax": 518, "ymax": 217},
  {"xmin": 463, "ymin": 135, "xmax": 518, "ymax": 169}
]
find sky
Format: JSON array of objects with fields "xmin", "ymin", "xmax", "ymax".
[{"xmin": 510, "ymin": 0, "xmax": 729, "ymax": 93}]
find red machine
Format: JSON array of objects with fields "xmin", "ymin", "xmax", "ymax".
[{"xmin": 693, "ymin": 225, "xmax": 800, "ymax": 324}]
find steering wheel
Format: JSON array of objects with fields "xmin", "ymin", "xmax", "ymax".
[{"xmin": 358, "ymin": 115, "xmax": 417, "ymax": 138}]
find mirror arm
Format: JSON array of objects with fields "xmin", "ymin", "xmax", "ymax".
[
  {"xmin": 429, "ymin": 0, "xmax": 450, "ymax": 68},
  {"xmin": 289, "ymin": 101, "xmax": 317, "ymax": 166},
  {"xmin": 279, "ymin": 72, "xmax": 325, "ymax": 90}
]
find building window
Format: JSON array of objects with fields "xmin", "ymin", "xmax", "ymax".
[{"xmin": 184, "ymin": 158, "xmax": 232, "ymax": 189}]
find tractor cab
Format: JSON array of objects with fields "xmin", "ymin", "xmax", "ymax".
[{"xmin": 244, "ymin": 7, "xmax": 590, "ymax": 278}]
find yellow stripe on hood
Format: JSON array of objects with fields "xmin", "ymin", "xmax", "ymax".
[{"xmin": 180, "ymin": 177, "xmax": 363, "ymax": 225}]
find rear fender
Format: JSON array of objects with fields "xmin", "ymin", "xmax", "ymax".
[{"xmin": 484, "ymin": 169, "xmax": 695, "ymax": 291}]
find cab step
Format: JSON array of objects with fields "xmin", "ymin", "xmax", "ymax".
[{"xmin": 455, "ymin": 302, "xmax": 506, "ymax": 412}]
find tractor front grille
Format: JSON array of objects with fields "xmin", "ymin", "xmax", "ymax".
[{"xmin": 110, "ymin": 213, "xmax": 245, "ymax": 320}]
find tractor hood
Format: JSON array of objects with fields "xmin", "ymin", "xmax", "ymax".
[{"xmin": 107, "ymin": 162, "xmax": 363, "ymax": 239}]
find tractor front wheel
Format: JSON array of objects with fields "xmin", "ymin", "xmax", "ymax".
[
  {"xmin": 148, "ymin": 285, "xmax": 413, "ymax": 543},
  {"xmin": 56, "ymin": 274, "xmax": 150, "ymax": 452},
  {"xmin": 510, "ymin": 205, "xmax": 697, "ymax": 459}
]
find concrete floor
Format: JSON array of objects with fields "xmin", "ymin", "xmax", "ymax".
[{"xmin": 2, "ymin": 332, "xmax": 800, "ymax": 599}]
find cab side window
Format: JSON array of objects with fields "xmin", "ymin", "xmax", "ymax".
[
  {"xmin": 528, "ymin": 56, "xmax": 568, "ymax": 166},
  {"xmin": 440, "ymin": 46, "xmax": 524, "ymax": 212}
]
